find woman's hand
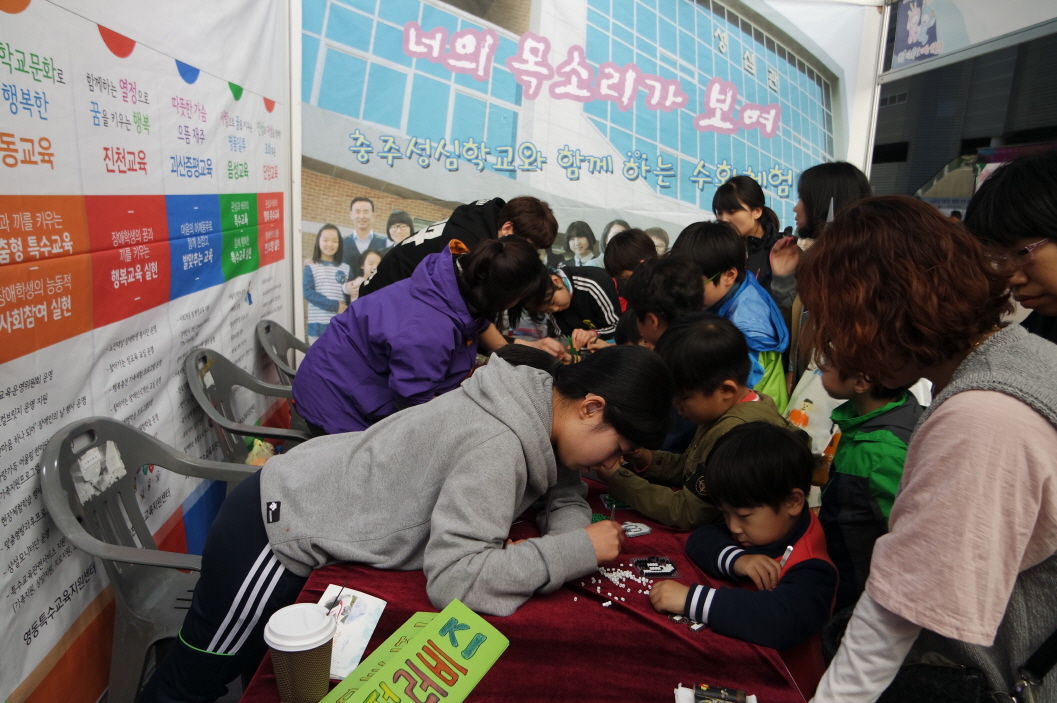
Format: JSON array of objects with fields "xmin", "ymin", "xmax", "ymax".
[
  {"xmin": 733, "ymin": 553, "xmax": 781, "ymax": 590},
  {"xmin": 649, "ymin": 580, "xmax": 690, "ymax": 614},
  {"xmin": 585, "ymin": 520, "xmax": 624, "ymax": 563},
  {"xmin": 769, "ymin": 236, "xmax": 801, "ymax": 277}
]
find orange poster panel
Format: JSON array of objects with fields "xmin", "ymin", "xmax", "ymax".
[
  {"xmin": 257, "ymin": 192, "xmax": 284, "ymax": 266},
  {"xmin": 0, "ymin": 195, "xmax": 91, "ymax": 267},
  {"xmin": 0, "ymin": 254, "xmax": 93, "ymax": 365}
]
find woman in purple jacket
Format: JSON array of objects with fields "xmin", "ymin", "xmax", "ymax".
[{"xmin": 293, "ymin": 236, "xmax": 550, "ymax": 434}]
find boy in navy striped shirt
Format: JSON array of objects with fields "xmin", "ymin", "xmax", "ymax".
[{"xmin": 649, "ymin": 422, "xmax": 836, "ymax": 694}]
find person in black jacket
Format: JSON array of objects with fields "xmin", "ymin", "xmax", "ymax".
[
  {"xmin": 358, "ymin": 196, "xmax": 557, "ymax": 297},
  {"xmin": 965, "ymin": 149, "xmax": 1057, "ymax": 345},
  {"xmin": 540, "ymin": 266, "xmax": 622, "ymax": 351}
]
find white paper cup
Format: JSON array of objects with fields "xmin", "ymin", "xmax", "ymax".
[{"xmin": 264, "ymin": 603, "xmax": 336, "ymax": 703}]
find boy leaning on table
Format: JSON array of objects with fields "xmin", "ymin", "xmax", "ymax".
[
  {"xmin": 650, "ymin": 422, "xmax": 837, "ymax": 697},
  {"xmin": 596, "ymin": 312, "xmax": 801, "ymax": 530}
]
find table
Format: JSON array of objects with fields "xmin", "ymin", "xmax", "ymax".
[{"xmin": 241, "ymin": 479, "xmax": 807, "ymax": 703}]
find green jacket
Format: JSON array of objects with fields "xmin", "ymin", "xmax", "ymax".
[
  {"xmin": 606, "ymin": 393, "xmax": 799, "ymax": 530},
  {"xmin": 819, "ymin": 392, "xmax": 922, "ymax": 611}
]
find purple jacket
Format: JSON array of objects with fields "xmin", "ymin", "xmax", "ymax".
[{"xmin": 293, "ymin": 251, "xmax": 488, "ymax": 434}]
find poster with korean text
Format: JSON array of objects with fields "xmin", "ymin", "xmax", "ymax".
[
  {"xmin": 298, "ymin": 0, "xmax": 880, "ymax": 270},
  {"xmin": 0, "ymin": 1, "xmax": 292, "ymax": 700}
]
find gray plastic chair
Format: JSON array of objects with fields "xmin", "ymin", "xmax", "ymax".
[
  {"xmin": 256, "ymin": 319, "xmax": 307, "ymax": 386},
  {"xmin": 184, "ymin": 348, "xmax": 311, "ymax": 464},
  {"xmin": 39, "ymin": 417, "xmax": 258, "ymax": 703}
]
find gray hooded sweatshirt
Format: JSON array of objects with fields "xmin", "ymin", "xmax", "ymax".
[{"xmin": 260, "ymin": 354, "xmax": 598, "ymax": 616}]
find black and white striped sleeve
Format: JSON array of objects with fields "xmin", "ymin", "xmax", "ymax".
[
  {"xmin": 570, "ymin": 274, "xmax": 621, "ymax": 337},
  {"xmin": 685, "ymin": 523, "xmax": 744, "ymax": 580},
  {"xmin": 684, "ymin": 583, "xmax": 717, "ymax": 623}
]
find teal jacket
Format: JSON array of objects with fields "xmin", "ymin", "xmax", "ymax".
[{"xmin": 819, "ymin": 392, "xmax": 923, "ymax": 612}]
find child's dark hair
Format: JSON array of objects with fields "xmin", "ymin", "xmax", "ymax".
[
  {"xmin": 832, "ymin": 367, "xmax": 913, "ymax": 401},
  {"xmin": 603, "ymin": 228, "xmax": 657, "ymax": 277},
  {"xmin": 623, "ymin": 257, "xmax": 704, "ymax": 324},
  {"xmin": 457, "ymin": 236, "xmax": 550, "ymax": 318},
  {"xmin": 795, "ymin": 162, "xmax": 872, "ymax": 239},
  {"xmin": 965, "ymin": 149, "xmax": 1057, "ymax": 249},
  {"xmin": 670, "ymin": 221, "xmax": 745, "ymax": 277},
  {"xmin": 601, "ymin": 219, "xmax": 632, "ymax": 249},
  {"xmin": 313, "ymin": 224, "xmax": 344, "ymax": 263},
  {"xmin": 654, "ymin": 312, "xmax": 751, "ymax": 393},
  {"xmin": 614, "ymin": 309, "xmax": 642, "ymax": 346},
  {"xmin": 712, "ymin": 176, "xmax": 780, "ymax": 232},
  {"xmin": 703, "ymin": 422, "xmax": 813, "ymax": 511},
  {"xmin": 493, "ymin": 344, "xmax": 672, "ymax": 449},
  {"xmin": 358, "ymin": 247, "xmax": 382, "ymax": 274},
  {"xmin": 565, "ymin": 221, "xmax": 597, "ymax": 253}
]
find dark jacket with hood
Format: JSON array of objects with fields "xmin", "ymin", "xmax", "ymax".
[
  {"xmin": 293, "ymin": 251, "xmax": 489, "ymax": 434},
  {"xmin": 359, "ymin": 198, "xmax": 504, "ymax": 296}
]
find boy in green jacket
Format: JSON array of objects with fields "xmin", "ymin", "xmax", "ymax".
[
  {"xmin": 817, "ymin": 364, "xmax": 923, "ymax": 612},
  {"xmin": 599, "ymin": 312, "xmax": 804, "ymax": 529}
]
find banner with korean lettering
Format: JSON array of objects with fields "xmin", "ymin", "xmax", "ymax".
[
  {"xmin": 299, "ymin": 0, "xmax": 880, "ymax": 262},
  {"xmin": 0, "ymin": 1, "xmax": 291, "ymax": 701}
]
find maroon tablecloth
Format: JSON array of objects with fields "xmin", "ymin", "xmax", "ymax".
[{"xmin": 241, "ymin": 479, "xmax": 806, "ymax": 703}]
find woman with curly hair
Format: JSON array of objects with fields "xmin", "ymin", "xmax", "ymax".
[{"xmin": 802, "ymin": 196, "xmax": 1057, "ymax": 702}]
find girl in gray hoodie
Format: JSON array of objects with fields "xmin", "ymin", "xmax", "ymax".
[{"xmin": 140, "ymin": 344, "xmax": 673, "ymax": 703}]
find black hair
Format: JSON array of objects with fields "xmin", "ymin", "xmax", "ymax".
[
  {"xmin": 603, "ymin": 228, "xmax": 658, "ymax": 277},
  {"xmin": 312, "ymin": 223, "xmax": 344, "ymax": 264},
  {"xmin": 964, "ymin": 150, "xmax": 1057, "ymax": 249},
  {"xmin": 386, "ymin": 210, "xmax": 415, "ymax": 241},
  {"xmin": 457, "ymin": 236, "xmax": 551, "ymax": 318},
  {"xmin": 950, "ymin": 210, "xmax": 962, "ymax": 220},
  {"xmin": 795, "ymin": 162, "xmax": 872, "ymax": 239},
  {"xmin": 654, "ymin": 312, "xmax": 751, "ymax": 393},
  {"xmin": 614, "ymin": 309, "xmax": 643, "ymax": 346},
  {"xmin": 623, "ymin": 256, "xmax": 704, "ymax": 324},
  {"xmin": 350, "ymin": 197, "xmax": 375, "ymax": 211},
  {"xmin": 357, "ymin": 247, "xmax": 383, "ymax": 274},
  {"xmin": 670, "ymin": 221, "xmax": 745, "ymax": 277},
  {"xmin": 493, "ymin": 344, "xmax": 672, "ymax": 449},
  {"xmin": 601, "ymin": 219, "xmax": 632, "ymax": 249},
  {"xmin": 565, "ymin": 221, "xmax": 597, "ymax": 252},
  {"xmin": 832, "ymin": 367, "xmax": 912, "ymax": 401},
  {"xmin": 712, "ymin": 176, "xmax": 780, "ymax": 231},
  {"xmin": 702, "ymin": 422, "xmax": 813, "ymax": 511}
]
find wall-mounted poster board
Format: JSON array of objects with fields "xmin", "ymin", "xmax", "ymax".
[{"xmin": 0, "ymin": 1, "xmax": 292, "ymax": 700}]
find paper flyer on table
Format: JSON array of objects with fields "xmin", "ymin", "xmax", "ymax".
[{"xmin": 317, "ymin": 584, "xmax": 387, "ymax": 679}]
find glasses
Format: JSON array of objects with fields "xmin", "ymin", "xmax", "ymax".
[
  {"xmin": 1001, "ymin": 238, "xmax": 1052, "ymax": 267},
  {"xmin": 704, "ymin": 271, "xmax": 721, "ymax": 284}
]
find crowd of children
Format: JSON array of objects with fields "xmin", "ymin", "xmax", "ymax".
[{"xmin": 151, "ymin": 150, "xmax": 1057, "ymax": 703}]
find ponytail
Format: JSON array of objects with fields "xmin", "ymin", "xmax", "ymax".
[
  {"xmin": 458, "ymin": 237, "xmax": 550, "ymax": 318},
  {"xmin": 494, "ymin": 344, "xmax": 672, "ymax": 449},
  {"xmin": 712, "ymin": 175, "xmax": 780, "ymax": 232}
]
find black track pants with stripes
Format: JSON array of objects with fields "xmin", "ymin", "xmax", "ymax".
[{"xmin": 137, "ymin": 471, "xmax": 308, "ymax": 703}]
